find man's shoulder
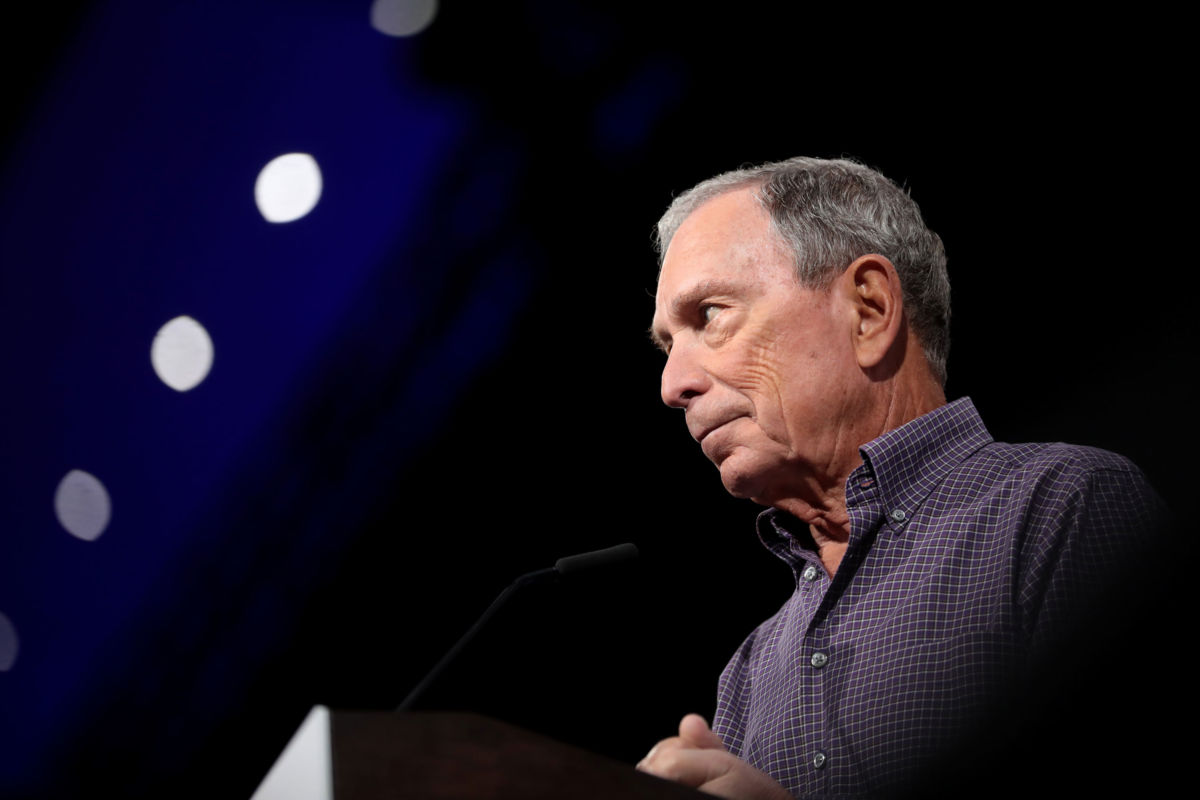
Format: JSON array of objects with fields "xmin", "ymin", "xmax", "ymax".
[
  {"xmin": 931, "ymin": 437, "xmax": 1167, "ymax": 544},
  {"xmin": 906, "ymin": 398, "xmax": 1150, "ymax": 491},
  {"xmin": 979, "ymin": 438, "xmax": 1143, "ymax": 472},
  {"xmin": 967, "ymin": 439, "xmax": 1168, "ymax": 556},
  {"xmin": 965, "ymin": 439, "xmax": 1153, "ymax": 497}
]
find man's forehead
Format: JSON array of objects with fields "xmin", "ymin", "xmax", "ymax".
[
  {"xmin": 664, "ymin": 188, "xmax": 768, "ymax": 261},
  {"xmin": 655, "ymin": 218, "xmax": 791, "ymax": 305}
]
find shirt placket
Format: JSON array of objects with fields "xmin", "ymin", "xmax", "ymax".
[
  {"xmin": 794, "ymin": 551, "xmax": 832, "ymax": 793},
  {"xmin": 805, "ymin": 467, "xmax": 886, "ymax": 792}
]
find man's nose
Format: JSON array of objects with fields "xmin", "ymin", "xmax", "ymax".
[{"xmin": 660, "ymin": 344, "xmax": 710, "ymax": 409}]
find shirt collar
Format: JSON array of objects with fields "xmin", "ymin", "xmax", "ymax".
[
  {"xmin": 757, "ymin": 396, "xmax": 993, "ymax": 560},
  {"xmin": 855, "ymin": 396, "xmax": 993, "ymax": 525}
]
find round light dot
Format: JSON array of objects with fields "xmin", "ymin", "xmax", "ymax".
[
  {"xmin": 370, "ymin": 0, "xmax": 438, "ymax": 37},
  {"xmin": 54, "ymin": 469, "xmax": 111, "ymax": 541},
  {"xmin": 254, "ymin": 152, "xmax": 322, "ymax": 223},
  {"xmin": 0, "ymin": 612, "xmax": 17, "ymax": 672},
  {"xmin": 151, "ymin": 315, "xmax": 214, "ymax": 391}
]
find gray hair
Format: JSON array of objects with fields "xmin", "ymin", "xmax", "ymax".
[{"xmin": 656, "ymin": 156, "xmax": 951, "ymax": 386}]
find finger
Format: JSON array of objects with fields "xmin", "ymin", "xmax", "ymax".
[
  {"xmin": 636, "ymin": 736, "xmax": 681, "ymax": 771},
  {"xmin": 678, "ymin": 713, "xmax": 726, "ymax": 750},
  {"xmin": 638, "ymin": 743, "xmax": 736, "ymax": 788}
]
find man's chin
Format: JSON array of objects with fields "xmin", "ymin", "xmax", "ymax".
[{"xmin": 716, "ymin": 458, "xmax": 767, "ymax": 501}]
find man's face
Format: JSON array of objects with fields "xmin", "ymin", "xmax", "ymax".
[{"xmin": 651, "ymin": 188, "xmax": 862, "ymax": 507}]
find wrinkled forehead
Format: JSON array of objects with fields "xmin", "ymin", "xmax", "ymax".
[
  {"xmin": 650, "ymin": 195, "xmax": 802, "ymax": 353},
  {"xmin": 654, "ymin": 193, "xmax": 791, "ymax": 305}
]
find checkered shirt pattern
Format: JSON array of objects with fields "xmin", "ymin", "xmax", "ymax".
[{"xmin": 711, "ymin": 397, "xmax": 1165, "ymax": 797}]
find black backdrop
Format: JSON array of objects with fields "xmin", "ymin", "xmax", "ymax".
[{"xmin": 1, "ymin": 3, "xmax": 1191, "ymax": 797}]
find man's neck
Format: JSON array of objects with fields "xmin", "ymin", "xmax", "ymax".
[
  {"xmin": 779, "ymin": 376, "xmax": 947, "ymax": 577},
  {"xmin": 810, "ymin": 522, "xmax": 851, "ymax": 578}
]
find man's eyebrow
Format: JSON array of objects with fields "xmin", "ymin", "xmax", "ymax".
[
  {"xmin": 648, "ymin": 324, "xmax": 669, "ymax": 353},
  {"xmin": 667, "ymin": 279, "xmax": 740, "ymax": 320}
]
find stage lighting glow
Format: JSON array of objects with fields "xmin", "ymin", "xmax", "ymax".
[
  {"xmin": 151, "ymin": 315, "xmax": 214, "ymax": 391},
  {"xmin": 0, "ymin": 612, "xmax": 17, "ymax": 672},
  {"xmin": 255, "ymin": 153, "xmax": 323, "ymax": 223},
  {"xmin": 370, "ymin": 0, "xmax": 438, "ymax": 37},
  {"xmin": 54, "ymin": 469, "xmax": 111, "ymax": 542}
]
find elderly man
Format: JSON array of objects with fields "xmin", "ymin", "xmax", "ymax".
[{"xmin": 637, "ymin": 157, "xmax": 1164, "ymax": 798}]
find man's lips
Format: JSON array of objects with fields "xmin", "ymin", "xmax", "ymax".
[{"xmin": 690, "ymin": 416, "xmax": 741, "ymax": 442}]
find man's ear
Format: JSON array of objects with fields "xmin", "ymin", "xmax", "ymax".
[{"xmin": 839, "ymin": 254, "xmax": 905, "ymax": 373}]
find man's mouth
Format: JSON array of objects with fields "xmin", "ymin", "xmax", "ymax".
[{"xmin": 694, "ymin": 417, "xmax": 738, "ymax": 443}]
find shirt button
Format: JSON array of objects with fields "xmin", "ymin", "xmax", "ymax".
[
  {"xmin": 860, "ymin": 477, "xmax": 875, "ymax": 488},
  {"xmin": 889, "ymin": 508, "xmax": 906, "ymax": 522},
  {"xmin": 810, "ymin": 651, "xmax": 829, "ymax": 668},
  {"xmin": 802, "ymin": 564, "xmax": 820, "ymax": 582},
  {"xmin": 812, "ymin": 750, "xmax": 828, "ymax": 769}
]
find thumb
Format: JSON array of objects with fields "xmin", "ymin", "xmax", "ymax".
[{"xmin": 678, "ymin": 713, "xmax": 726, "ymax": 750}]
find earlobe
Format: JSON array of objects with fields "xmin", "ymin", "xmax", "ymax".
[{"xmin": 844, "ymin": 254, "xmax": 903, "ymax": 372}]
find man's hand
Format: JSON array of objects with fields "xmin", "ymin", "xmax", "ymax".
[{"xmin": 636, "ymin": 714, "xmax": 792, "ymax": 799}]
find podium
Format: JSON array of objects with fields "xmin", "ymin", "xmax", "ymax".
[{"xmin": 251, "ymin": 707, "xmax": 708, "ymax": 799}]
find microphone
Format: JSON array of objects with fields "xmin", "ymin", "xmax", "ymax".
[
  {"xmin": 395, "ymin": 543, "xmax": 639, "ymax": 712},
  {"xmin": 555, "ymin": 542, "xmax": 639, "ymax": 577}
]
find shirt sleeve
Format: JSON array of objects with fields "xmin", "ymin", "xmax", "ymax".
[{"xmin": 1013, "ymin": 447, "xmax": 1169, "ymax": 655}]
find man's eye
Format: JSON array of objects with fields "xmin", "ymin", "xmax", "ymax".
[{"xmin": 701, "ymin": 305, "xmax": 721, "ymax": 323}]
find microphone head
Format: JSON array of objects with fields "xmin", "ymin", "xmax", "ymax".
[{"xmin": 554, "ymin": 543, "xmax": 639, "ymax": 578}]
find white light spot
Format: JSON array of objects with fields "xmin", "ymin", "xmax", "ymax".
[
  {"xmin": 0, "ymin": 613, "xmax": 17, "ymax": 672},
  {"xmin": 370, "ymin": 0, "xmax": 438, "ymax": 37},
  {"xmin": 54, "ymin": 469, "xmax": 111, "ymax": 542},
  {"xmin": 255, "ymin": 153, "xmax": 323, "ymax": 223},
  {"xmin": 151, "ymin": 315, "xmax": 214, "ymax": 391}
]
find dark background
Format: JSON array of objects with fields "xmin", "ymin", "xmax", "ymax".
[{"xmin": 1, "ymin": 3, "xmax": 1190, "ymax": 796}]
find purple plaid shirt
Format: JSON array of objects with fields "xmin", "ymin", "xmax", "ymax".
[{"xmin": 711, "ymin": 397, "xmax": 1164, "ymax": 797}]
